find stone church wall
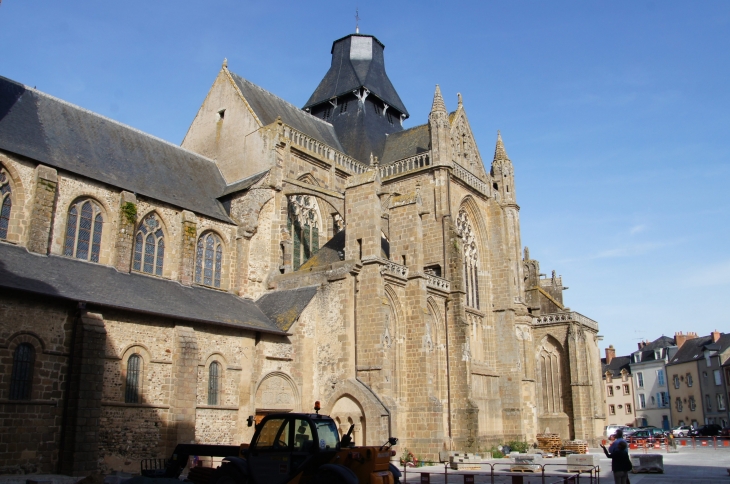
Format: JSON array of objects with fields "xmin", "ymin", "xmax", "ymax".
[{"xmin": 0, "ymin": 290, "xmax": 73, "ymax": 474}]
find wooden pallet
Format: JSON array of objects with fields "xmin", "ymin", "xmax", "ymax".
[
  {"xmin": 536, "ymin": 433, "xmax": 562, "ymax": 455},
  {"xmin": 562, "ymin": 440, "xmax": 588, "ymax": 454}
]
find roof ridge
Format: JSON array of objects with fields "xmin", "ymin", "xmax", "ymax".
[
  {"xmin": 228, "ymin": 72, "xmax": 336, "ymax": 129},
  {"xmin": 1, "ymin": 76, "xmax": 222, "ymax": 167}
]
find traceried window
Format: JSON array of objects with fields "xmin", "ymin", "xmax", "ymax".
[
  {"xmin": 125, "ymin": 354, "xmax": 141, "ymax": 403},
  {"xmin": 287, "ymin": 195, "xmax": 321, "ymax": 270},
  {"xmin": 673, "ymin": 374, "xmax": 680, "ymax": 389},
  {"xmin": 625, "ymin": 403, "xmax": 632, "ymax": 414},
  {"xmin": 689, "ymin": 395, "xmax": 696, "ymax": 411},
  {"xmin": 623, "ymin": 384, "xmax": 630, "ymax": 395},
  {"xmin": 537, "ymin": 339, "xmax": 563, "ymax": 414},
  {"xmin": 208, "ymin": 361, "xmax": 221, "ymax": 405},
  {"xmin": 609, "ymin": 404, "xmax": 615, "ymax": 415},
  {"xmin": 64, "ymin": 199, "xmax": 103, "ymax": 262},
  {"xmin": 195, "ymin": 233, "xmax": 223, "ymax": 288},
  {"xmin": 0, "ymin": 169, "xmax": 12, "ymax": 240},
  {"xmin": 133, "ymin": 213, "xmax": 164, "ymax": 276},
  {"xmin": 456, "ymin": 209, "xmax": 480, "ymax": 309},
  {"xmin": 9, "ymin": 343, "xmax": 34, "ymax": 400},
  {"xmin": 686, "ymin": 373, "xmax": 693, "ymax": 387},
  {"xmin": 607, "ymin": 385, "xmax": 614, "ymax": 397},
  {"xmin": 676, "ymin": 397, "xmax": 683, "ymax": 412}
]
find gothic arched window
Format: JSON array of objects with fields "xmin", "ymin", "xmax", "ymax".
[
  {"xmin": 125, "ymin": 354, "xmax": 142, "ymax": 403},
  {"xmin": 133, "ymin": 214, "xmax": 164, "ymax": 276},
  {"xmin": 456, "ymin": 209, "xmax": 480, "ymax": 309},
  {"xmin": 195, "ymin": 233, "xmax": 223, "ymax": 288},
  {"xmin": 9, "ymin": 343, "xmax": 34, "ymax": 400},
  {"xmin": 287, "ymin": 195, "xmax": 321, "ymax": 270},
  {"xmin": 64, "ymin": 199, "xmax": 103, "ymax": 262},
  {"xmin": 208, "ymin": 361, "xmax": 221, "ymax": 405},
  {"xmin": 0, "ymin": 169, "xmax": 12, "ymax": 240},
  {"xmin": 537, "ymin": 339, "xmax": 563, "ymax": 414}
]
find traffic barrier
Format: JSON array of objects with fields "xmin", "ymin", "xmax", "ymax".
[{"xmin": 401, "ymin": 461, "xmax": 599, "ymax": 483}]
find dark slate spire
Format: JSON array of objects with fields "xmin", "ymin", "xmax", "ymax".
[{"xmin": 303, "ymin": 34, "xmax": 409, "ymax": 164}]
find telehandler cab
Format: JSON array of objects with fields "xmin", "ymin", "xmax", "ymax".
[{"xmin": 142, "ymin": 403, "xmax": 400, "ymax": 484}]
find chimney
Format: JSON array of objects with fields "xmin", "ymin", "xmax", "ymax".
[
  {"xmin": 637, "ymin": 340, "xmax": 647, "ymax": 350},
  {"xmin": 675, "ymin": 331, "xmax": 686, "ymax": 349},
  {"xmin": 712, "ymin": 330, "xmax": 721, "ymax": 343},
  {"xmin": 605, "ymin": 345, "xmax": 616, "ymax": 365}
]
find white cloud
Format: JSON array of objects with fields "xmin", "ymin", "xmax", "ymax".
[{"xmin": 629, "ymin": 224, "xmax": 646, "ymax": 235}]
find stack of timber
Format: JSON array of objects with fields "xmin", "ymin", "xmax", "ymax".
[
  {"xmin": 562, "ymin": 440, "xmax": 589, "ymax": 455},
  {"xmin": 536, "ymin": 433, "xmax": 562, "ymax": 456}
]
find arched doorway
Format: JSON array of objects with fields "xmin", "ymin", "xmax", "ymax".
[
  {"xmin": 330, "ymin": 395, "xmax": 366, "ymax": 446},
  {"xmin": 254, "ymin": 372, "xmax": 299, "ymax": 424}
]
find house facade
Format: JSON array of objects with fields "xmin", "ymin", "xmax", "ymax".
[
  {"xmin": 666, "ymin": 332, "xmax": 730, "ymax": 428},
  {"xmin": 602, "ymin": 346, "xmax": 635, "ymax": 428},
  {"xmin": 630, "ymin": 336, "xmax": 677, "ymax": 430}
]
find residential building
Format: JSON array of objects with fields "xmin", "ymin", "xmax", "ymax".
[
  {"xmin": 602, "ymin": 346, "xmax": 636, "ymax": 427},
  {"xmin": 667, "ymin": 332, "xmax": 730, "ymax": 427},
  {"xmin": 629, "ymin": 336, "xmax": 677, "ymax": 430}
]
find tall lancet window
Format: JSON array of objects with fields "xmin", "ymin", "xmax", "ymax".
[
  {"xmin": 456, "ymin": 209, "xmax": 480, "ymax": 309},
  {"xmin": 64, "ymin": 199, "xmax": 104, "ymax": 262},
  {"xmin": 195, "ymin": 233, "xmax": 223, "ymax": 288},
  {"xmin": 0, "ymin": 169, "xmax": 12, "ymax": 240},
  {"xmin": 537, "ymin": 339, "xmax": 563, "ymax": 414},
  {"xmin": 133, "ymin": 213, "xmax": 165, "ymax": 276},
  {"xmin": 287, "ymin": 195, "xmax": 321, "ymax": 270}
]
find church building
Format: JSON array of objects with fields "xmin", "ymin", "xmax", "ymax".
[{"xmin": 0, "ymin": 32, "xmax": 606, "ymax": 475}]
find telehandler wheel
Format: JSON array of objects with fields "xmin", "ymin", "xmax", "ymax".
[
  {"xmin": 313, "ymin": 470, "xmax": 349, "ymax": 484},
  {"xmin": 211, "ymin": 463, "xmax": 248, "ymax": 484}
]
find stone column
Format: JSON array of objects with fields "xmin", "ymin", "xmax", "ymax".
[
  {"xmin": 166, "ymin": 326, "xmax": 198, "ymax": 452},
  {"xmin": 179, "ymin": 211, "xmax": 198, "ymax": 285},
  {"xmin": 568, "ymin": 323, "xmax": 593, "ymax": 440},
  {"xmin": 59, "ymin": 311, "xmax": 107, "ymax": 475},
  {"xmin": 444, "ymin": 220, "xmax": 479, "ymax": 452},
  {"xmin": 115, "ymin": 191, "xmax": 137, "ymax": 272},
  {"xmin": 27, "ymin": 164, "xmax": 58, "ymax": 254}
]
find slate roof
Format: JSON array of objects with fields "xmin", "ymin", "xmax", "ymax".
[
  {"xmin": 602, "ymin": 355, "xmax": 632, "ymax": 378},
  {"xmin": 0, "ymin": 242, "xmax": 284, "ymax": 334},
  {"xmin": 631, "ymin": 335, "xmax": 676, "ymax": 363},
  {"xmin": 380, "ymin": 124, "xmax": 430, "ymax": 164},
  {"xmin": 221, "ymin": 170, "xmax": 269, "ymax": 197},
  {"xmin": 228, "ymin": 73, "xmax": 344, "ymax": 151},
  {"xmin": 256, "ymin": 286, "xmax": 319, "ymax": 332},
  {"xmin": 303, "ymin": 34, "xmax": 409, "ymax": 117},
  {"xmin": 0, "ymin": 76, "xmax": 232, "ymax": 222},
  {"xmin": 297, "ymin": 230, "xmax": 390, "ymax": 272},
  {"xmin": 667, "ymin": 334, "xmax": 730, "ymax": 366}
]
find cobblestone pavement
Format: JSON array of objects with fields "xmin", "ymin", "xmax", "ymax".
[{"xmin": 398, "ymin": 448, "xmax": 730, "ymax": 483}]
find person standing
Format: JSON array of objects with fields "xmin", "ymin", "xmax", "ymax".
[{"xmin": 601, "ymin": 439, "xmax": 633, "ymax": 484}]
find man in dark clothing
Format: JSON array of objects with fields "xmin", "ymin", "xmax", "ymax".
[{"xmin": 601, "ymin": 439, "xmax": 633, "ymax": 484}]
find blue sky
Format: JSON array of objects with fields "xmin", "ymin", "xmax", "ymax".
[{"xmin": 1, "ymin": 1, "xmax": 729, "ymax": 357}]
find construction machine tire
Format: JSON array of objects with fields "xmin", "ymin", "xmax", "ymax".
[
  {"xmin": 313, "ymin": 464, "xmax": 358, "ymax": 484},
  {"xmin": 211, "ymin": 464, "xmax": 247, "ymax": 484}
]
